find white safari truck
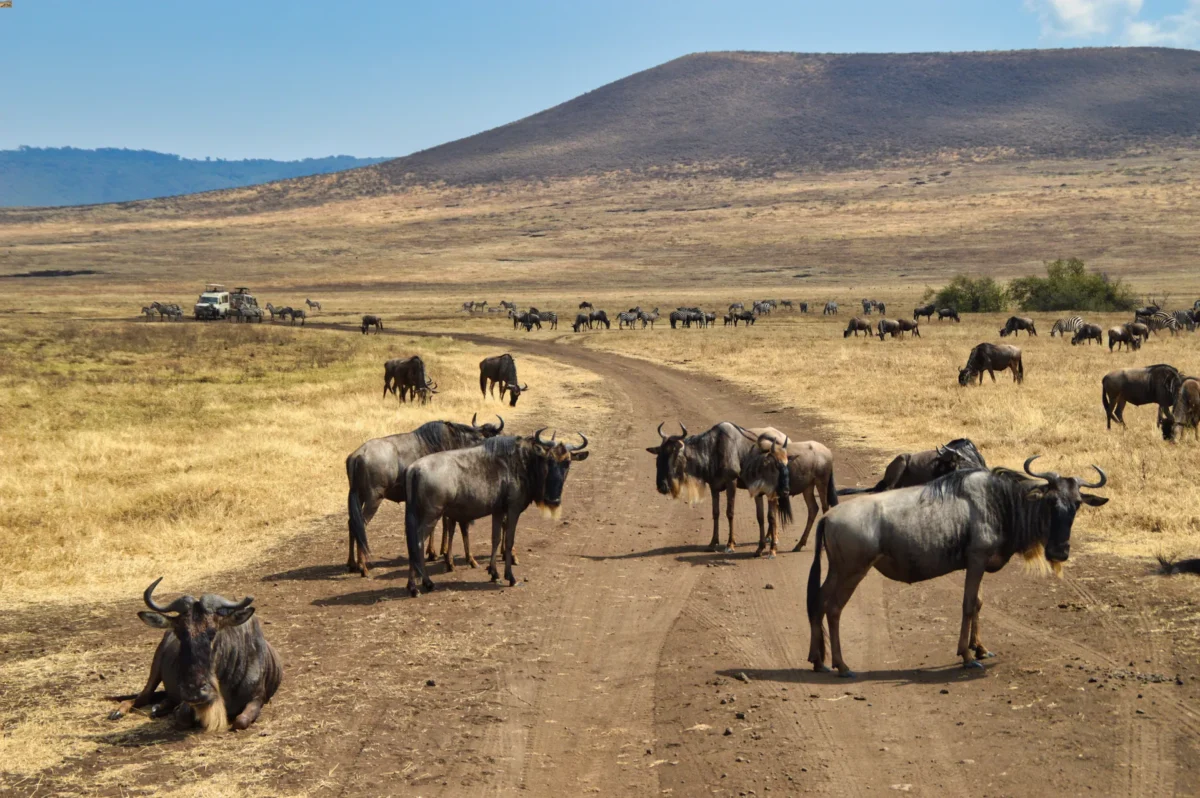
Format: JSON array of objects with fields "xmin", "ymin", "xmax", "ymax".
[{"xmin": 194, "ymin": 284, "xmax": 263, "ymax": 321}]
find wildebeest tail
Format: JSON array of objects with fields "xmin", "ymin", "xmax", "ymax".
[
  {"xmin": 1017, "ymin": 355, "xmax": 1024, "ymax": 383},
  {"xmin": 774, "ymin": 467, "xmax": 793, "ymax": 527},
  {"xmin": 346, "ymin": 455, "xmax": 371, "ymax": 559},
  {"xmin": 1101, "ymin": 384, "xmax": 1113, "ymax": 424},
  {"xmin": 827, "ymin": 470, "xmax": 839, "ymax": 507},
  {"xmin": 806, "ymin": 518, "xmax": 826, "ymax": 625},
  {"xmin": 836, "ymin": 479, "xmax": 885, "ymax": 496}
]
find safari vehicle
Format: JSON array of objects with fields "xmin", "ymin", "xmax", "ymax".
[{"xmin": 194, "ymin": 283, "xmax": 230, "ymax": 320}]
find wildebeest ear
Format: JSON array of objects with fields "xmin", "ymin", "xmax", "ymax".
[
  {"xmin": 1080, "ymin": 493, "xmax": 1109, "ymax": 507},
  {"xmin": 570, "ymin": 451, "xmax": 590, "ymax": 462},
  {"xmin": 219, "ymin": 606, "xmax": 256, "ymax": 627},
  {"xmin": 137, "ymin": 611, "xmax": 172, "ymax": 629},
  {"xmin": 646, "ymin": 446, "xmax": 661, "ymax": 455}
]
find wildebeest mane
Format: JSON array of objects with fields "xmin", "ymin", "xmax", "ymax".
[
  {"xmin": 482, "ymin": 434, "xmax": 524, "ymax": 457},
  {"xmin": 412, "ymin": 420, "xmax": 479, "ymax": 450},
  {"xmin": 920, "ymin": 467, "xmax": 1049, "ymax": 555}
]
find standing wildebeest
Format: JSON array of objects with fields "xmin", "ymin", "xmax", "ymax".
[
  {"xmin": 1101, "ymin": 364, "xmax": 1182, "ymax": 430},
  {"xmin": 807, "ymin": 457, "xmax": 1107, "ymax": 675},
  {"xmin": 895, "ymin": 318, "xmax": 920, "ymax": 338},
  {"xmin": 579, "ymin": 301, "xmax": 594, "ymax": 310},
  {"xmin": 589, "ymin": 309, "xmax": 610, "ymax": 329},
  {"xmin": 511, "ymin": 310, "xmax": 542, "ymax": 331},
  {"xmin": 1107, "ymin": 326, "xmax": 1141, "ymax": 353},
  {"xmin": 780, "ymin": 300, "xmax": 794, "ymax": 310},
  {"xmin": 914, "ymin": 303, "xmax": 936, "ymax": 321},
  {"xmin": 1050, "ymin": 316, "xmax": 1084, "ymax": 338},
  {"xmin": 571, "ymin": 313, "xmax": 591, "ymax": 332},
  {"xmin": 733, "ymin": 310, "xmax": 756, "ymax": 326},
  {"xmin": 999, "ymin": 316, "xmax": 1037, "ymax": 337},
  {"xmin": 383, "ymin": 356, "xmax": 437, "ymax": 404},
  {"xmin": 305, "ymin": 298, "xmax": 321, "ymax": 312},
  {"xmin": 876, "ymin": 319, "xmax": 902, "ymax": 340},
  {"xmin": 289, "ymin": 308, "xmax": 306, "ymax": 326},
  {"xmin": 837, "ymin": 439, "xmax": 987, "ymax": 496},
  {"xmin": 344, "ymin": 415, "xmax": 505, "ymax": 575},
  {"xmin": 861, "ymin": 299, "xmax": 874, "ymax": 315},
  {"xmin": 479, "ymin": 353, "xmax": 528, "ymax": 407},
  {"xmin": 1124, "ymin": 321, "xmax": 1150, "ymax": 343},
  {"xmin": 1135, "ymin": 302, "xmax": 1161, "ymax": 322},
  {"xmin": 723, "ymin": 314, "xmax": 733, "ymax": 327},
  {"xmin": 958, "ymin": 343, "xmax": 1023, "ymax": 386},
  {"xmin": 1071, "ymin": 323, "xmax": 1103, "ymax": 346},
  {"xmin": 404, "ymin": 430, "xmax": 589, "ymax": 594},
  {"xmin": 937, "ymin": 307, "xmax": 960, "ymax": 322},
  {"xmin": 739, "ymin": 434, "xmax": 839, "ymax": 554},
  {"xmin": 361, "ymin": 315, "xmax": 383, "ymax": 334},
  {"xmin": 1162, "ymin": 377, "xmax": 1200, "ymax": 441},
  {"xmin": 109, "ymin": 578, "xmax": 282, "ymax": 732},
  {"xmin": 823, "ymin": 301, "xmax": 839, "ymax": 315},
  {"xmin": 798, "ymin": 301, "xmax": 809, "ymax": 313},
  {"xmin": 843, "ymin": 318, "xmax": 871, "ymax": 338}
]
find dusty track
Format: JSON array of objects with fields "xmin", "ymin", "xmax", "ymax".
[{"xmin": 9, "ymin": 326, "xmax": 1200, "ymax": 796}]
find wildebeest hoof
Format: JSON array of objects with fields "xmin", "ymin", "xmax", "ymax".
[
  {"xmin": 767, "ymin": 552, "xmax": 777, "ymax": 560},
  {"xmin": 963, "ymin": 660, "xmax": 984, "ymax": 670},
  {"xmin": 421, "ymin": 580, "xmax": 435, "ymax": 593},
  {"xmin": 467, "ymin": 558, "xmax": 479, "ymax": 569},
  {"xmin": 407, "ymin": 583, "xmax": 420, "ymax": 597},
  {"xmin": 813, "ymin": 664, "xmax": 831, "ymax": 673},
  {"xmin": 837, "ymin": 669, "xmax": 857, "ymax": 679},
  {"xmin": 977, "ymin": 651, "xmax": 996, "ymax": 659},
  {"xmin": 723, "ymin": 545, "xmax": 736, "ymax": 554},
  {"xmin": 107, "ymin": 709, "xmax": 124, "ymax": 721}
]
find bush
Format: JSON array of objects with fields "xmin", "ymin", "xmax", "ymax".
[
  {"xmin": 923, "ymin": 275, "xmax": 1008, "ymax": 313},
  {"xmin": 1008, "ymin": 258, "xmax": 1137, "ymax": 312}
]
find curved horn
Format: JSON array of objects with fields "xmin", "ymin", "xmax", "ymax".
[
  {"xmin": 534, "ymin": 427, "xmax": 553, "ymax": 445},
  {"xmin": 657, "ymin": 422, "xmax": 668, "ymax": 441},
  {"xmin": 678, "ymin": 421, "xmax": 688, "ymax": 438},
  {"xmin": 143, "ymin": 577, "xmax": 191, "ymax": 615},
  {"xmin": 208, "ymin": 593, "xmax": 255, "ymax": 614},
  {"xmin": 494, "ymin": 415, "xmax": 505, "ymax": 433},
  {"xmin": 1079, "ymin": 464, "xmax": 1107, "ymax": 490},
  {"xmin": 471, "ymin": 412, "xmax": 478, "ymax": 427},
  {"xmin": 519, "ymin": 383, "xmax": 529, "ymax": 391},
  {"xmin": 1023, "ymin": 455, "xmax": 1055, "ymax": 481},
  {"xmin": 564, "ymin": 432, "xmax": 589, "ymax": 452}
]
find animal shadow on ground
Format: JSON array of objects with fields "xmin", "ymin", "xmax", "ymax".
[
  {"xmin": 88, "ymin": 716, "xmax": 190, "ymax": 748},
  {"xmin": 312, "ymin": 577, "xmax": 511, "ymax": 607},
  {"xmin": 718, "ymin": 664, "xmax": 990, "ymax": 686},
  {"xmin": 578, "ymin": 544, "xmax": 702, "ymax": 562},
  {"xmin": 262, "ymin": 556, "xmax": 406, "ymax": 583}
]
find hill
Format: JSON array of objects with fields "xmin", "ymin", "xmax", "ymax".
[{"xmin": 0, "ymin": 147, "xmax": 389, "ymax": 207}]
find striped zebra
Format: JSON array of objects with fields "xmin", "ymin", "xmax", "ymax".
[
  {"xmin": 1171, "ymin": 309, "xmax": 1196, "ymax": 332},
  {"xmin": 1050, "ymin": 316, "xmax": 1084, "ymax": 338},
  {"xmin": 1145, "ymin": 311, "xmax": 1181, "ymax": 335}
]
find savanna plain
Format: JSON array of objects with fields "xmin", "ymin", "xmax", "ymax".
[{"xmin": 2, "ymin": 152, "xmax": 1200, "ymax": 796}]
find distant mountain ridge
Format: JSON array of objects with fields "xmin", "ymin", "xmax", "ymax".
[{"xmin": 0, "ymin": 147, "xmax": 389, "ymax": 207}]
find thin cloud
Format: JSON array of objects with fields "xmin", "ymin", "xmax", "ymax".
[
  {"xmin": 1026, "ymin": 0, "xmax": 1200, "ymax": 46},
  {"xmin": 1125, "ymin": 1, "xmax": 1200, "ymax": 46}
]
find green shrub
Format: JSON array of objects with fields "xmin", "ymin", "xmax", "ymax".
[
  {"xmin": 922, "ymin": 275, "xmax": 1008, "ymax": 313},
  {"xmin": 1008, "ymin": 258, "xmax": 1137, "ymax": 312}
]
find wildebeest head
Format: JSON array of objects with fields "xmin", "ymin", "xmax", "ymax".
[
  {"xmin": 645, "ymin": 422, "xmax": 694, "ymax": 498},
  {"xmin": 530, "ymin": 429, "xmax": 589, "ymax": 512},
  {"xmin": 470, "ymin": 412, "xmax": 505, "ymax": 438},
  {"xmin": 501, "ymin": 382, "xmax": 529, "ymax": 407},
  {"xmin": 137, "ymin": 578, "xmax": 256, "ymax": 731},
  {"xmin": 746, "ymin": 430, "xmax": 794, "ymax": 525},
  {"xmin": 1020, "ymin": 456, "xmax": 1108, "ymax": 565},
  {"xmin": 957, "ymin": 367, "xmax": 974, "ymax": 386}
]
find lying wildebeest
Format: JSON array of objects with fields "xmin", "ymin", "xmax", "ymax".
[
  {"xmin": 843, "ymin": 318, "xmax": 872, "ymax": 338},
  {"xmin": 383, "ymin": 356, "xmax": 437, "ymax": 404},
  {"xmin": 876, "ymin": 319, "xmax": 901, "ymax": 340},
  {"xmin": 1071, "ymin": 323, "xmax": 1103, "ymax": 345},
  {"xmin": 999, "ymin": 316, "xmax": 1037, "ymax": 337},
  {"xmin": 1107, "ymin": 326, "xmax": 1141, "ymax": 353},
  {"xmin": 109, "ymin": 578, "xmax": 282, "ymax": 732},
  {"xmin": 571, "ymin": 313, "xmax": 590, "ymax": 332},
  {"xmin": 959, "ymin": 343, "xmax": 1023, "ymax": 386},
  {"xmin": 1157, "ymin": 554, "xmax": 1200, "ymax": 575},
  {"xmin": 896, "ymin": 318, "xmax": 920, "ymax": 337},
  {"xmin": 590, "ymin": 309, "xmax": 610, "ymax": 329},
  {"xmin": 1101, "ymin": 364, "xmax": 1181, "ymax": 430},
  {"xmin": 808, "ymin": 457, "xmax": 1107, "ymax": 675},
  {"xmin": 1050, "ymin": 316, "xmax": 1083, "ymax": 338},
  {"xmin": 739, "ymin": 433, "xmax": 839, "ymax": 554},
  {"xmin": 344, "ymin": 415, "xmax": 505, "ymax": 575},
  {"xmin": 1161, "ymin": 376, "xmax": 1200, "ymax": 441},
  {"xmin": 361, "ymin": 314, "xmax": 383, "ymax": 334},
  {"xmin": 479, "ymin": 353, "xmax": 528, "ymax": 407},
  {"xmin": 1124, "ymin": 321, "xmax": 1150, "ymax": 343},
  {"xmin": 937, "ymin": 307, "xmax": 960, "ymax": 322},
  {"xmin": 404, "ymin": 430, "xmax": 589, "ymax": 594},
  {"xmin": 823, "ymin": 301, "xmax": 839, "ymax": 315},
  {"xmin": 837, "ymin": 439, "xmax": 987, "ymax": 496},
  {"xmin": 914, "ymin": 303, "xmax": 936, "ymax": 321}
]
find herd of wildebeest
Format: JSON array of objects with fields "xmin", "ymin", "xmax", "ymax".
[{"xmin": 108, "ymin": 293, "xmax": 1200, "ymax": 734}]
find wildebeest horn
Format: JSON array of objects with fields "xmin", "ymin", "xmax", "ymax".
[
  {"xmin": 1079, "ymin": 465, "xmax": 1107, "ymax": 489},
  {"xmin": 494, "ymin": 415, "xmax": 504, "ymax": 433},
  {"xmin": 143, "ymin": 577, "xmax": 191, "ymax": 615},
  {"xmin": 657, "ymin": 422, "xmax": 668, "ymax": 441},
  {"xmin": 563, "ymin": 432, "xmax": 589, "ymax": 452},
  {"xmin": 534, "ymin": 427, "xmax": 553, "ymax": 445},
  {"xmin": 520, "ymin": 383, "xmax": 529, "ymax": 391},
  {"xmin": 1022, "ymin": 455, "xmax": 1055, "ymax": 481},
  {"xmin": 678, "ymin": 421, "xmax": 688, "ymax": 437},
  {"xmin": 208, "ymin": 593, "xmax": 255, "ymax": 614},
  {"xmin": 471, "ymin": 412, "xmax": 478, "ymax": 427}
]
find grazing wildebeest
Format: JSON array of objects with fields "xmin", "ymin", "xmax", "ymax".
[
  {"xmin": 914, "ymin": 303, "xmax": 936, "ymax": 321},
  {"xmin": 361, "ymin": 314, "xmax": 383, "ymax": 334},
  {"xmin": 1071, "ymin": 323, "xmax": 1103, "ymax": 346},
  {"xmin": 289, "ymin": 308, "xmax": 306, "ymax": 326},
  {"xmin": 1107, "ymin": 326, "xmax": 1141, "ymax": 353},
  {"xmin": 571, "ymin": 313, "xmax": 591, "ymax": 332},
  {"xmin": 383, "ymin": 356, "xmax": 437, "ymax": 404},
  {"xmin": 823, "ymin": 301, "xmax": 839, "ymax": 315},
  {"xmin": 937, "ymin": 307, "xmax": 960, "ymax": 322},
  {"xmin": 876, "ymin": 319, "xmax": 901, "ymax": 340},
  {"xmin": 733, "ymin": 310, "xmax": 756, "ymax": 326},
  {"xmin": 305, "ymin": 298, "xmax": 321, "ymax": 312},
  {"xmin": 479, "ymin": 353, "xmax": 528, "ymax": 406},
  {"xmin": 807, "ymin": 457, "xmax": 1107, "ymax": 675},
  {"xmin": 843, "ymin": 318, "xmax": 872, "ymax": 338},
  {"xmin": 511, "ymin": 311, "xmax": 542, "ymax": 331},
  {"xmin": 1050, "ymin": 316, "xmax": 1084, "ymax": 338},
  {"xmin": 1124, "ymin": 321, "xmax": 1150, "ymax": 343},
  {"xmin": 404, "ymin": 430, "xmax": 589, "ymax": 594},
  {"xmin": 896, "ymin": 318, "xmax": 920, "ymax": 337},
  {"xmin": 739, "ymin": 433, "xmax": 839, "ymax": 554},
  {"xmin": 109, "ymin": 579, "xmax": 282, "ymax": 732},
  {"xmin": 798, "ymin": 301, "xmax": 809, "ymax": 313},
  {"xmin": 837, "ymin": 439, "xmax": 987, "ymax": 496},
  {"xmin": 999, "ymin": 316, "xmax": 1037, "ymax": 337},
  {"xmin": 1162, "ymin": 377, "xmax": 1200, "ymax": 441},
  {"xmin": 589, "ymin": 309, "xmax": 610, "ymax": 330},
  {"xmin": 344, "ymin": 415, "xmax": 505, "ymax": 575},
  {"xmin": 1101, "ymin": 364, "xmax": 1182, "ymax": 429},
  {"xmin": 958, "ymin": 343, "xmax": 1023, "ymax": 386}
]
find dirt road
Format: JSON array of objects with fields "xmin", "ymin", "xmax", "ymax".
[{"xmin": 12, "ymin": 330, "xmax": 1200, "ymax": 796}]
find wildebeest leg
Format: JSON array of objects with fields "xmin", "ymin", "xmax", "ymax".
[
  {"xmin": 109, "ymin": 638, "xmax": 168, "ymax": 720},
  {"xmin": 754, "ymin": 494, "xmax": 769, "ymax": 557},
  {"xmin": 969, "ymin": 583, "xmax": 992, "ymax": 659},
  {"xmin": 988, "ymin": 369, "xmax": 997, "ymax": 383},
  {"xmin": 460, "ymin": 521, "xmax": 478, "ymax": 568},
  {"xmin": 957, "ymin": 566, "xmax": 987, "ymax": 668},
  {"xmin": 1115, "ymin": 397, "xmax": 1127, "ymax": 426},
  {"xmin": 233, "ymin": 697, "xmax": 265, "ymax": 731},
  {"xmin": 488, "ymin": 514, "xmax": 504, "ymax": 582},
  {"xmin": 723, "ymin": 485, "xmax": 737, "ymax": 552},
  {"xmin": 708, "ymin": 487, "xmax": 722, "ymax": 551},
  {"xmin": 349, "ymin": 495, "xmax": 381, "ymax": 573},
  {"xmin": 502, "ymin": 513, "xmax": 520, "ymax": 586},
  {"xmin": 828, "ymin": 568, "xmax": 870, "ymax": 677},
  {"xmin": 434, "ymin": 517, "xmax": 451, "ymax": 569},
  {"xmin": 406, "ymin": 514, "xmax": 437, "ymax": 596},
  {"xmin": 793, "ymin": 486, "xmax": 819, "ymax": 551}
]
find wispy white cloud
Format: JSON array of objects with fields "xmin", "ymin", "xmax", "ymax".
[
  {"xmin": 1026, "ymin": 0, "xmax": 1200, "ymax": 47},
  {"xmin": 1125, "ymin": 1, "xmax": 1200, "ymax": 45}
]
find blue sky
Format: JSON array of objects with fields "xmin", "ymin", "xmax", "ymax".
[{"xmin": 1, "ymin": 1, "xmax": 1197, "ymax": 160}]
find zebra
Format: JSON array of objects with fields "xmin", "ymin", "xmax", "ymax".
[
  {"xmin": 141, "ymin": 306, "xmax": 156, "ymax": 320},
  {"xmin": 639, "ymin": 309, "xmax": 659, "ymax": 329},
  {"xmin": 536, "ymin": 310, "xmax": 558, "ymax": 330},
  {"xmin": 861, "ymin": 299, "xmax": 873, "ymax": 315},
  {"xmin": 290, "ymin": 308, "xmax": 307, "ymax": 326},
  {"xmin": 305, "ymin": 298, "xmax": 322, "ymax": 312},
  {"xmin": 266, "ymin": 303, "xmax": 291, "ymax": 321},
  {"xmin": 617, "ymin": 311, "xmax": 639, "ymax": 329},
  {"xmin": 1146, "ymin": 311, "xmax": 1181, "ymax": 336},
  {"xmin": 1050, "ymin": 316, "xmax": 1084, "ymax": 338},
  {"xmin": 823, "ymin": 301, "xmax": 839, "ymax": 315},
  {"xmin": 1171, "ymin": 309, "xmax": 1196, "ymax": 332}
]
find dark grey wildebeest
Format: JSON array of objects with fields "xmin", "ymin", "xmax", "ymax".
[
  {"xmin": 1124, "ymin": 321, "xmax": 1151, "ymax": 343},
  {"xmin": 589, "ymin": 309, "xmax": 611, "ymax": 329},
  {"xmin": 733, "ymin": 310, "xmax": 756, "ymax": 326},
  {"xmin": 843, "ymin": 318, "xmax": 871, "ymax": 338},
  {"xmin": 861, "ymin": 299, "xmax": 874, "ymax": 315},
  {"xmin": 914, "ymin": 303, "xmax": 936, "ymax": 321},
  {"xmin": 999, "ymin": 316, "xmax": 1037, "ymax": 337},
  {"xmin": 837, "ymin": 439, "xmax": 987, "ymax": 496},
  {"xmin": 896, "ymin": 318, "xmax": 920, "ymax": 338},
  {"xmin": 511, "ymin": 310, "xmax": 542, "ymax": 331},
  {"xmin": 361, "ymin": 315, "xmax": 383, "ymax": 334},
  {"xmin": 579, "ymin": 301, "xmax": 594, "ymax": 311},
  {"xmin": 1162, "ymin": 377, "xmax": 1200, "ymax": 441},
  {"xmin": 807, "ymin": 457, "xmax": 1107, "ymax": 675},
  {"xmin": 1107, "ymin": 326, "xmax": 1141, "ymax": 353},
  {"xmin": 383, "ymin": 356, "xmax": 437, "ymax": 404},
  {"xmin": 739, "ymin": 433, "xmax": 839, "ymax": 555},
  {"xmin": 876, "ymin": 319, "xmax": 901, "ymax": 340},
  {"xmin": 1102, "ymin": 364, "xmax": 1182, "ymax": 429},
  {"xmin": 937, "ymin": 307, "xmax": 960, "ymax": 322},
  {"xmin": 109, "ymin": 578, "xmax": 282, "ymax": 732},
  {"xmin": 1071, "ymin": 323, "xmax": 1103, "ymax": 345},
  {"xmin": 798, "ymin": 301, "xmax": 809, "ymax": 313},
  {"xmin": 571, "ymin": 313, "xmax": 591, "ymax": 332},
  {"xmin": 479, "ymin": 353, "xmax": 528, "ymax": 407},
  {"xmin": 959, "ymin": 343, "xmax": 1023, "ymax": 386},
  {"xmin": 344, "ymin": 415, "xmax": 505, "ymax": 576},
  {"xmin": 404, "ymin": 430, "xmax": 589, "ymax": 594}
]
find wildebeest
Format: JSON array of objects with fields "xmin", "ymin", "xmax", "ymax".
[
  {"xmin": 723, "ymin": 314, "xmax": 733, "ymax": 327},
  {"xmin": 1134, "ymin": 302, "xmax": 1161, "ymax": 321},
  {"xmin": 1107, "ymin": 326, "xmax": 1141, "ymax": 353},
  {"xmin": 404, "ymin": 430, "xmax": 589, "ymax": 594},
  {"xmin": 937, "ymin": 307, "xmax": 960, "ymax": 322},
  {"xmin": 798, "ymin": 301, "xmax": 809, "ymax": 313},
  {"xmin": 959, "ymin": 343, "xmax": 1023, "ymax": 386},
  {"xmin": 823, "ymin": 301, "xmax": 839, "ymax": 315},
  {"xmin": 895, "ymin": 318, "xmax": 920, "ymax": 338},
  {"xmin": 1162, "ymin": 377, "xmax": 1200, "ymax": 441},
  {"xmin": 914, "ymin": 303, "xmax": 936, "ymax": 321},
  {"xmin": 733, "ymin": 310, "xmax": 756, "ymax": 326},
  {"xmin": 383, "ymin": 356, "xmax": 437, "ymax": 404},
  {"xmin": 861, "ymin": 299, "xmax": 873, "ymax": 315},
  {"xmin": 724, "ymin": 432, "xmax": 794, "ymax": 557},
  {"xmin": 109, "ymin": 578, "xmax": 282, "ymax": 732},
  {"xmin": 1101, "ymin": 364, "xmax": 1182, "ymax": 429},
  {"xmin": 999, "ymin": 316, "xmax": 1037, "ymax": 337},
  {"xmin": 739, "ymin": 434, "xmax": 839, "ymax": 554},
  {"xmin": 780, "ymin": 300, "xmax": 794, "ymax": 310},
  {"xmin": 876, "ymin": 319, "xmax": 901, "ymax": 340},
  {"xmin": 289, "ymin": 308, "xmax": 306, "ymax": 326},
  {"xmin": 1071, "ymin": 323, "xmax": 1103, "ymax": 345},
  {"xmin": 589, "ymin": 309, "xmax": 611, "ymax": 330},
  {"xmin": 571, "ymin": 313, "xmax": 591, "ymax": 332},
  {"xmin": 1050, "ymin": 316, "xmax": 1084, "ymax": 338},
  {"xmin": 579, "ymin": 301, "xmax": 594, "ymax": 310},
  {"xmin": 837, "ymin": 439, "xmax": 987, "ymax": 496},
  {"xmin": 361, "ymin": 314, "xmax": 383, "ymax": 334},
  {"xmin": 344, "ymin": 415, "xmax": 505, "ymax": 575},
  {"xmin": 479, "ymin": 353, "xmax": 528, "ymax": 407},
  {"xmin": 704, "ymin": 311, "xmax": 718, "ymax": 327},
  {"xmin": 1124, "ymin": 321, "xmax": 1150, "ymax": 343},
  {"xmin": 1157, "ymin": 554, "xmax": 1200, "ymax": 575},
  {"xmin": 843, "ymin": 318, "xmax": 872, "ymax": 338},
  {"xmin": 807, "ymin": 457, "xmax": 1107, "ymax": 675}
]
